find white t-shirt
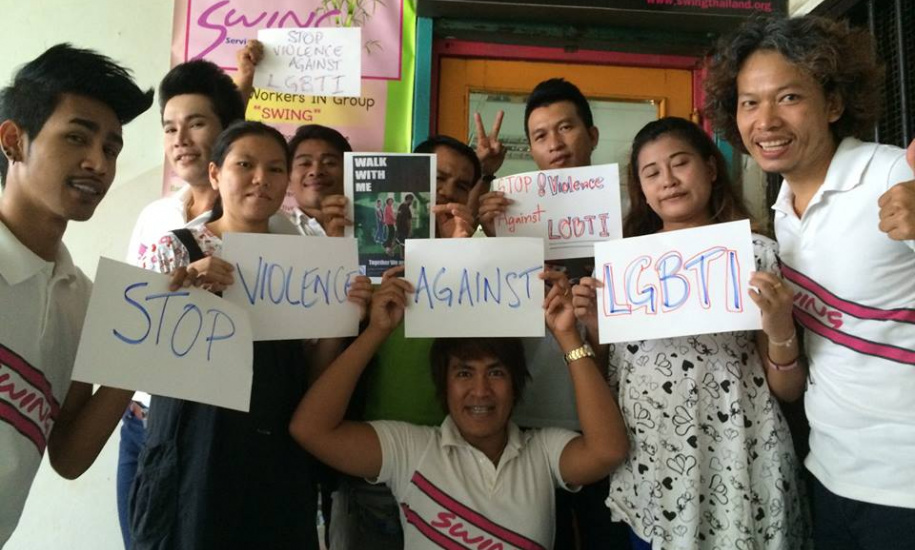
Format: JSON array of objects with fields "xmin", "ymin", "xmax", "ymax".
[
  {"xmin": 369, "ymin": 416, "xmax": 578, "ymax": 549},
  {"xmin": 773, "ymin": 137, "xmax": 915, "ymax": 508},
  {"xmin": 126, "ymin": 185, "xmax": 208, "ymax": 266},
  {"xmin": 0, "ymin": 220, "xmax": 92, "ymax": 545},
  {"xmin": 290, "ymin": 207, "xmax": 328, "ymax": 237}
]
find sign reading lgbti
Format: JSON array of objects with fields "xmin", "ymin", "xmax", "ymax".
[
  {"xmin": 344, "ymin": 152, "xmax": 436, "ymax": 281},
  {"xmin": 222, "ymin": 233, "xmax": 361, "ymax": 340},
  {"xmin": 594, "ymin": 220, "xmax": 760, "ymax": 343},
  {"xmin": 493, "ymin": 164, "xmax": 623, "ymax": 260},
  {"xmin": 405, "ymin": 238, "xmax": 545, "ymax": 338},
  {"xmin": 72, "ymin": 258, "xmax": 254, "ymax": 412},
  {"xmin": 254, "ymin": 27, "xmax": 362, "ymax": 97},
  {"xmin": 170, "ymin": 0, "xmax": 416, "ymax": 153}
]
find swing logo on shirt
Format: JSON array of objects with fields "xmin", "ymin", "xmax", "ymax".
[
  {"xmin": 782, "ymin": 263, "xmax": 915, "ymax": 365},
  {"xmin": 0, "ymin": 343, "xmax": 60, "ymax": 454},
  {"xmin": 400, "ymin": 472, "xmax": 546, "ymax": 550}
]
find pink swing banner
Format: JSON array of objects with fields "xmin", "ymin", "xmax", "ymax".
[{"xmin": 169, "ymin": 0, "xmax": 416, "ymax": 158}]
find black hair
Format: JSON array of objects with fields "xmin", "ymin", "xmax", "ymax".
[
  {"xmin": 288, "ymin": 124, "xmax": 352, "ymax": 158},
  {"xmin": 430, "ymin": 337, "xmax": 529, "ymax": 411},
  {"xmin": 524, "ymin": 78, "xmax": 594, "ymax": 140},
  {"xmin": 158, "ymin": 59, "xmax": 245, "ymax": 130},
  {"xmin": 414, "ymin": 134, "xmax": 482, "ymax": 184},
  {"xmin": 704, "ymin": 15, "xmax": 883, "ymax": 150},
  {"xmin": 207, "ymin": 120, "xmax": 290, "ymax": 222},
  {"xmin": 624, "ymin": 117, "xmax": 752, "ymax": 237},
  {"xmin": 0, "ymin": 43, "xmax": 153, "ymax": 184}
]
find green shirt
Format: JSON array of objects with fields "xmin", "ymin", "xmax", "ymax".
[{"xmin": 362, "ymin": 323, "xmax": 445, "ymax": 426}]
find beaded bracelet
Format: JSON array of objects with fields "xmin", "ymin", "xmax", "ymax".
[
  {"xmin": 768, "ymin": 330, "xmax": 797, "ymax": 348},
  {"xmin": 766, "ymin": 353, "xmax": 799, "ymax": 372}
]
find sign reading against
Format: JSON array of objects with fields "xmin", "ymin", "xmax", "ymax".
[
  {"xmin": 493, "ymin": 164, "xmax": 622, "ymax": 260},
  {"xmin": 595, "ymin": 220, "xmax": 760, "ymax": 344},
  {"xmin": 344, "ymin": 153, "xmax": 435, "ymax": 281},
  {"xmin": 404, "ymin": 238, "xmax": 545, "ymax": 338},
  {"xmin": 254, "ymin": 27, "xmax": 362, "ymax": 97},
  {"xmin": 72, "ymin": 258, "xmax": 254, "ymax": 412},
  {"xmin": 221, "ymin": 233, "xmax": 361, "ymax": 340}
]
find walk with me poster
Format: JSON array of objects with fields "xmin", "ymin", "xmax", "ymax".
[{"xmin": 344, "ymin": 153, "xmax": 435, "ymax": 280}]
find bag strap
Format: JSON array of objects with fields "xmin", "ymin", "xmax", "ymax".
[{"xmin": 171, "ymin": 228, "xmax": 206, "ymax": 263}]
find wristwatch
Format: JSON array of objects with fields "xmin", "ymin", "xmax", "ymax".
[{"xmin": 563, "ymin": 343, "xmax": 595, "ymax": 365}]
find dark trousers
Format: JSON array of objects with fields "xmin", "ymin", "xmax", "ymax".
[
  {"xmin": 117, "ymin": 407, "xmax": 147, "ymax": 549},
  {"xmin": 554, "ymin": 476, "xmax": 632, "ymax": 550},
  {"xmin": 812, "ymin": 475, "xmax": 915, "ymax": 550}
]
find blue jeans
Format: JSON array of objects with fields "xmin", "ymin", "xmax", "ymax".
[
  {"xmin": 117, "ymin": 405, "xmax": 147, "ymax": 549},
  {"xmin": 812, "ymin": 476, "xmax": 915, "ymax": 550}
]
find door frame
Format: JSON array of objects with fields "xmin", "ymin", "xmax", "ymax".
[{"xmin": 429, "ymin": 39, "xmax": 705, "ymax": 140}]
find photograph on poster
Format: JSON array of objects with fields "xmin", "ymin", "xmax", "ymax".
[{"xmin": 344, "ymin": 153, "xmax": 435, "ymax": 279}]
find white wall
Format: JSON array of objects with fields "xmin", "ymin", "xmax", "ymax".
[{"xmin": 1, "ymin": 1, "xmax": 174, "ymax": 548}]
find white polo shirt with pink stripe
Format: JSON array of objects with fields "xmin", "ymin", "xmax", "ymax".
[
  {"xmin": 773, "ymin": 137, "xmax": 915, "ymax": 509},
  {"xmin": 0, "ymin": 220, "xmax": 92, "ymax": 545},
  {"xmin": 369, "ymin": 416, "xmax": 578, "ymax": 549}
]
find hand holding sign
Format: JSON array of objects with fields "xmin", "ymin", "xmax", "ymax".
[
  {"xmin": 233, "ymin": 39, "xmax": 264, "ymax": 102},
  {"xmin": 877, "ymin": 139, "xmax": 915, "ymax": 240},
  {"xmin": 571, "ymin": 276, "xmax": 603, "ymax": 339},
  {"xmin": 321, "ymin": 194, "xmax": 352, "ymax": 238},
  {"xmin": 747, "ymin": 271, "xmax": 795, "ymax": 343},
  {"xmin": 478, "ymin": 190, "xmax": 513, "ymax": 237},
  {"xmin": 169, "ymin": 256, "xmax": 236, "ymax": 293},
  {"xmin": 431, "ymin": 202, "xmax": 474, "ymax": 238},
  {"xmin": 368, "ymin": 267, "xmax": 414, "ymax": 334},
  {"xmin": 543, "ymin": 271, "xmax": 576, "ymax": 336}
]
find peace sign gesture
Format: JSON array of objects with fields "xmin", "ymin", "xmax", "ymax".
[{"xmin": 474, "ymin": 110, "xmax": 506, "ymax": 178}]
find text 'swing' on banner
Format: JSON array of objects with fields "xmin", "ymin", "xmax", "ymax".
[
  {"xmin": 405, "ymin": 237, "xmax": 546, "ymax": 338},
  {"xmin": 493, "ymin": 163, "xmax": 622, "ymax": 261},
  {"xmin": 594, "ymin": 220, "xmax": 760, "ymax": 344},
  {"xmin": 345, "ymin": 152, "xmax": 436, "ymax": 281},
  {"xmin": 72, "ymin": 258, "xmax": 254, "ymax": 412},
  {"xmin": 170, "ymin": 0, "xmax": 417, "ymax": 195},
  {"xmin": 221, "ymin": 233, "xmax": 361, "ymax": 341}
]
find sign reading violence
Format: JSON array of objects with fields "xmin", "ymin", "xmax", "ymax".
[
  {"xmin": 72, "ymin": 258, "xmax": 254, "ymax": 411},
  {"xmin": 594, "ymin": 220, "xmax": 761, "ymax": 343},
  {"xmin": 221, "ymin": 233, "xmax": 362, "ymax": 341},
  {"xmin": 493, "ymin": 164, "xmax": 623, "ymax": 260},
  {"xmin": 405, "ymin": 238, "xmax": 545, "ymax": 338}
]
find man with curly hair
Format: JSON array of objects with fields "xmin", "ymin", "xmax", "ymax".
[{"xmin": 705, "ymin": 15, "xmax": 915, "ymax": 550}]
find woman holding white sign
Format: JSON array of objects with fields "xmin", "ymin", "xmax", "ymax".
[
  {"xmin": 129, "ymin": 121, "xmax": 372, "ymax": 550},
  {"xmin": 572, "ymin": 117, "xmax": 809, "ymax": 549}
]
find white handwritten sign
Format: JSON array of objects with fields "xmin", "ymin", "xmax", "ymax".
[
  {"xmin": 494, "ymin": 164, "xmax": 622, "ymax": 261},
  {"xmin": 595, "ymin": 220, "xmax": 760, "ymax": 344},
  {"xmin": 221, "ymin": 233, "xmax": 361, "ymax": 341},
  {"xmin": 405, "ymin": 238, "xmax": 545, "ymax": 338},
  {"xmin": 254, "ymin": 27, "xmax": 362, "ymax": 97},
  {"xmin": 72, "ymin": 258, "xmax": 254, "ymax": 411}
]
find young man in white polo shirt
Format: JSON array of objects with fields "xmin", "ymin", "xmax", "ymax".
[
  {"xmin": 0, "ymin": 43, "xmax": 152, "ymax": 545},
  {"xmin": 290, "ymin": 270, "xmax": 628, "ymax": 549},
  {"xmin": 705, "ymin": 15, "xmax": 915, "ymax": 549}
]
